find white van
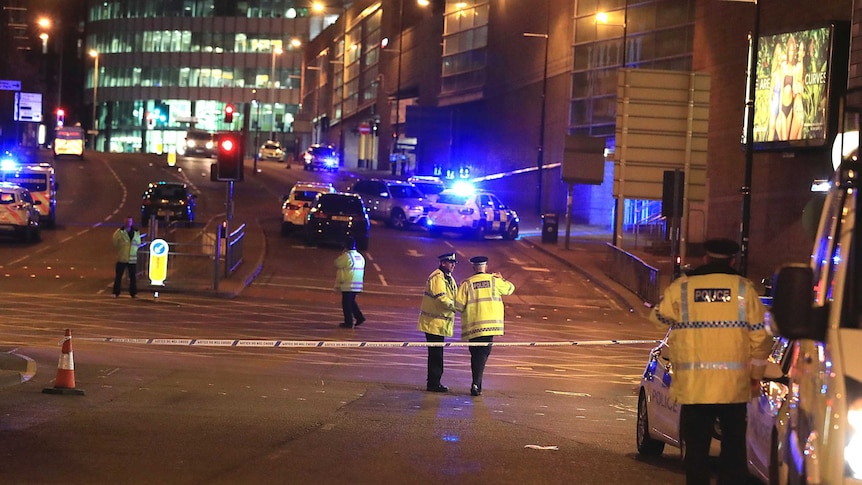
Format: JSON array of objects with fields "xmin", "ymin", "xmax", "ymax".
[
  {"xmin": 769, "ymin": 160, "xmax": 862, "ymax": 484},
  {"xmin": 53, "ymin": 127, "xmax": 85, "ymax": 159}
]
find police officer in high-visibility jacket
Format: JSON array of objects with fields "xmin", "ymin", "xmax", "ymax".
[
  {"xmin": 650, "ymin": 238, "xmax": 772, "ymax": 485},
  {"xmin": 418, "ymin": 252, "xmax": 458, "ymax": 393},
  {"xmin": 334, "ymin": 237, "xmax": 366, "ymax": 328},
  {"xmin": 455, "ymin": 256, "xmax": 515, "ymax": 396}
]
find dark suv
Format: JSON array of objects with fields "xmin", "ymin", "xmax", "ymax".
[
  {"xmin": 304, "ymin": 192, "xmax": 370, "ymax": 250},
  {"xmin": 182, "ymin": 131, "xmax": 216, "ymax": 158},
  {"xmin": 302, "ymin": 144, "xmax": 339, "ymax": 172},
  {"xmin": 351, "ymin": 179, "xmax": 428, "ymax": 229},
  {"xmin": 141, "ymin": 181, "xmax": 196, "ymax": 227}
]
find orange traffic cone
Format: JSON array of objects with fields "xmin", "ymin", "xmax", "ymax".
[{"xmin": 42, "ymin": 328, "xmax": 85, "ymax": 396}]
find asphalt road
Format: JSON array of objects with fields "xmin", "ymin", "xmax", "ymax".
[{"xmin": 0, "ymin": 150, "xmax": 681, "ymax": 484}]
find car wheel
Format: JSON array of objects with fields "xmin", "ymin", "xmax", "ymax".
[
  {"xmin": 503, "ymin": 222, "xmax": 519, "ymax": 240},
  {"xmin": 390, "ymin": 210, "xmax": 407, "ymax": 230},
  {"xmin": 281, "ymin": 223, "xmax": 291, "ymax": 237},
  {"xmin": 473, "ymin": 221, "xmax": 487, "ymax": 240},
  {"xmin": 636, "ymin": 389, "xmax": 665, "ymax": 456}
]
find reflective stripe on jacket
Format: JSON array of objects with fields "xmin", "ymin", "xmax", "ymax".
[
  {"xmin": 455, "ymin": 273, "xmax": 515, "ymax": 340},
  {"xmin": 334, "ymin": 250, "xmax": 365, "ymax": 292},
  {"xmin": 112, "ymin": 228, "xmax": 142, "ymax": 264},
  {"xmin": 650, "ymin": 269, "xmax": 772, "ymax": 404},
  {"xmin": 417, "ymin": 268, "xmax": 457, "ymax": 337}
]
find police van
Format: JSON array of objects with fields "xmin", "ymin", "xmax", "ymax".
[
  {"xmin": 0, "ymin": 182, "xmax": 41, "ymax": 242},
  {"xmin": 769, "ymin": 151, "xmax": 862, "ymax": 484},
  {"xmin": 0, "ymin": 158, "xmax": 57, "ymax": 227},
  {"xmin": 53, "ymin": 126, "xmax": 85, "ymax": 159}
]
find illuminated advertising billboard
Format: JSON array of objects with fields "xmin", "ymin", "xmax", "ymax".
[{"xmin": 751, "ymin": 24, "xmax": 849, "ymax": 149}]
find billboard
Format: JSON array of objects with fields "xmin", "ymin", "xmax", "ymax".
[{"xmin": 751, "ymin": 24, "xmax": 849, "ymax": 149}]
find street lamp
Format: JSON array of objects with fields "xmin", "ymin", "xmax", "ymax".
[
  {"xmin": 89, "ymin": 49, "xmax": 99, "ymax": 150},
  {"xmin": 37, "ymin": 17, "xmax": 63, "ymax": 126},
  {"xmin": 524, "ymin": 3, "xmax": 550, "ymax": 215},
  {"xmin": 270, "ymin": 45, "xmax": 283, "ymax": 141}
]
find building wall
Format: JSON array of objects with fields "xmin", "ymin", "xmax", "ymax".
[{"xmin": 695, "ymin": 0, "xmax": 853, "ymax": 281}]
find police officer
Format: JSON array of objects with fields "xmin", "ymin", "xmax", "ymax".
[
  {"xmin": 455, "ymin": 256, "xmax": 515, "ymax": 396},
  {"xmin": 418, "ymin": 252, "xmax": 458, "ymax": 393},
  {"xmin": 650, "ymin": 238, "xmax": 772, "ymax": 485},
  {"xmin": 112, "ymin": 216, "xmax": 141, "ymax": 298},
  {"xmin": 334, "ymin": 237, "xmax": 366, "ymax": 328}
]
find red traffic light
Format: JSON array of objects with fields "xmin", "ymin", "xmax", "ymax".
[
  {"xmin": 224, "ymin": 104, "xmax": 234, "ymax": 123},
  {"xmin": 57, "ymin": 108, "xmax": 65, "ymax": 116},
  {"xmin": 220, "ymin": 137, "xmax": 235, "ymax": 152}
]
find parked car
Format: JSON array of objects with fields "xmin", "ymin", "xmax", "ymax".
[
  {"xmin": 425, "ymin": 188, "xmax": 519, "ymax": 240},
  {"xmin": 259, "ymin": 140, "xmax": 285, "ymax": 161},
  {"xmin": 181, "ymin": 130, "xmax": 216, "ymax": 158},
  {"xmin": 141, "ymin": 181, "xmax": 196, "ymax": 227},
  {"xmin": 304, "ymin": 192, "xmax": 370, "ymax": 250},
  {"xmin": 746, "ymin": 337, "xmax": 792, "ymax": 485},
  {"xmin": 281, "ymin": 181, "xmax": 335, "ymax": 235},
  {"xmin": 351, "ymin": 179, "xmax": 428, "ymax": 229},
  {"xmin": 0, "ymin": 182, "xmax": 41, "ymax": 242},
  {"xmin": 637, "ymin": 328, "xmax": 790, "ymax": 485},
  {"xmin": 302, "ymin": 144, "xmax": 339, "ymax": 172},
  {"xmin": 407, "ymin": 175, "xmax": 446, "ymax": 200}
]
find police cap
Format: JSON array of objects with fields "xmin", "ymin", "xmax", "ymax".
[
  {"xmin": 469, "ymin": 256, "xmax": 489, "ymax": 265},
  {"xmin": 438, "ymin": 252, "xmax": 457, "ymax": 262},
  {"xmin": 703, "ymin": 238, "xmax": 740, "ymax": 259}
]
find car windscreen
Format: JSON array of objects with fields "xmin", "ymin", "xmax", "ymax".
[
  {"xmin": 436, "ymin": 193, "xmax": 470, "ymax": 205},
  {"xmin": 310, "ymin": 147, "xmax": 336, "ymax": 158},
  {"xmin": 414, "ymin": 182, "xmax": 445, "ymax": 195},
  {"xmin": 2, "ymin": 174, "xmax": 47, "ymax": 192},
  {"xmin": 264, "ymin": 143, "xmax": 279, "ymax": 149},
  {"xmin": 186, "ymin": 132, "xmax": 212, "ymax": 140},
  {"xmin": 389, "ymin": 185, "xmax": 424, "ymax": 199},
  {"xmin": 152, "ymin": 186, "xmax": 187, "ymax": 200},
  {"xmin": 295, "ymin": 190, "xmax": 324, "ymax": 202},
  {"xmin": 319, "ymin": 196, "xmax": 364, "ymax": 214}
]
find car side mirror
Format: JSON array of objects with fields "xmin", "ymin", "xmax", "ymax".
[
  {"xmin": 379, "ymin": 192, "xmax": 389, "ymax": 198},
  {"xmin": 771, "ymin": 264, "xmax": 827, "ymax": 341}
]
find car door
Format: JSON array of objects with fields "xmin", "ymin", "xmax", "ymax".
[
  {"xmin": 641, "ymin": 336, "xmax": 681, "ymax": 445},
  {"xmin": 746, "ymin": 337, "xmax": 791, "ymax": 484}
]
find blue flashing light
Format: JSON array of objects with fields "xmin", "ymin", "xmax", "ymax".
[
  {"xmin": 1, "ymin": 156, "xmax": 20, "ymax": 172},
  {"xmin": 451, "ymin": 181, "xmax": 475, "ymax": 196},
  {"xmin": 442, "ymin": 434, "xmax": 460, "ymax": 442}
]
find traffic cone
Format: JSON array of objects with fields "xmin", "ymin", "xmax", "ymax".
[{"xmin": 42, "ymin": 328, "xmax": 85, "ymax": 396}]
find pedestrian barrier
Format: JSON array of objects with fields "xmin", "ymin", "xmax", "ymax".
[
  {"xmin": 42, "ymin": 328, "xmax": 85, "ymax": 396},
  {"xmin": 604, "ymin": 242, "xmax": 661, "ymax": 306}
]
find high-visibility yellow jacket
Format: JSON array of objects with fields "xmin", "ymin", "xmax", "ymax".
[
  {"xmin": 334, "ymin": 249, "xmax": 365, "ymax": 292},
  {"xmin": 112, "ymin": 228, "xmax": 142, "ymax": 264},
  {"xmin": 455, "ymin": 272, "xmax": 515, "ymax": 340},
  {"xmin": 418, "ymin": 268, "xmax": 457, "ymax": 337},
  {"xmin": 650, "ymin": 263, "xmax": 772, "ymax": 404}
]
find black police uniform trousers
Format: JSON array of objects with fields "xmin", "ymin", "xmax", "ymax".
[
  {"xmin": 679, "ymin": 402, "xmax": 747, "ymax": 485},
  {"xmin": 425, "ymin": 333, "xmax": 445, "ymax": 387},
  {"xmin": 113, "ymin": 261, "xmax": 137, "ymax": 297},
  {"xmin": 341, "ymin": 291, "xmax": 364, "ymax": 326},
  {"xmin": 468, "ymin": 335, "xmax": 493, "ymax": 391}
]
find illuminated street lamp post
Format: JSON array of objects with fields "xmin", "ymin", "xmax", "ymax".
[
  {"xmin": 270, "ymin": 45, "xmax": 283, "ymax": 141},
  {"xmin": 89, "ymin": 49, "xmax": 99, "ymax": 150},
  {"xmin": 38, "ymin": 17, "xmax": 63, "ymax": 127}
]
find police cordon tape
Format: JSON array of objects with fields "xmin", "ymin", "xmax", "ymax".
[{"xmin": 78, "ymin": 338, "xmax": 662, "ymax": 348}]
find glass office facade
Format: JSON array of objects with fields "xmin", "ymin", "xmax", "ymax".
[{"xmin": 84, "ymin": 0, "xmax": 343, "ymax": 154}]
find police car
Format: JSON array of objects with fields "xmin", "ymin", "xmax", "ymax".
[
  {"xmin": 424, "ymin": 186, "xmax": 519, "ymax": 240},
  {"xmin": 281, "ymin": 181, "xmax": 335, "ymax": 235},
  {"xmin": 0, "ymin": 182, "xmax": 41, "ymax": 242},
  {"xmin": 638, "ymin": 328, "xmax": 788, "ymax": 485}
]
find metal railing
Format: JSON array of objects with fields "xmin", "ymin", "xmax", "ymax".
[{"xmin": 604, "ymin": 242, "xmax": 661, "ymax": 306}]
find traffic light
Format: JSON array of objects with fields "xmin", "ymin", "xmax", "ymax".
[
  {"xmin": 215, "ymin": 133, "xmax": 244, "ymax": 181},
  {"xmin": 56, "ymin": 109, "xmax": 65, "ymax": 127},
  {"xmin": 224, "ymin": 104, "xmax": 234, "ymax": 123}
]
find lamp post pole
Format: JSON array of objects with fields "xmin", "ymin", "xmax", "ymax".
[
  {"xmin": 393, "ymin": 0, "xmax": 405, "ymax": 175},
  {"xmin": 270, "ymin": 46, "xmax": 283, "ymax": 141},
  {"xmin": 524, "ymin": 31, "xmax": 549, "ymax": 215},
  {"xmin": 739, "ymin": 0, "xmax": 760, "ymax": 277},
  {"xmin": 89, "ymin": 50, "xmax": 99, "ymax": 150}
]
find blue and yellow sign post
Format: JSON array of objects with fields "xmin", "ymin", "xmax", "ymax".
[{"xmin": 148, "ymin": 238, "xmax": 169, "ymax": 286}]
